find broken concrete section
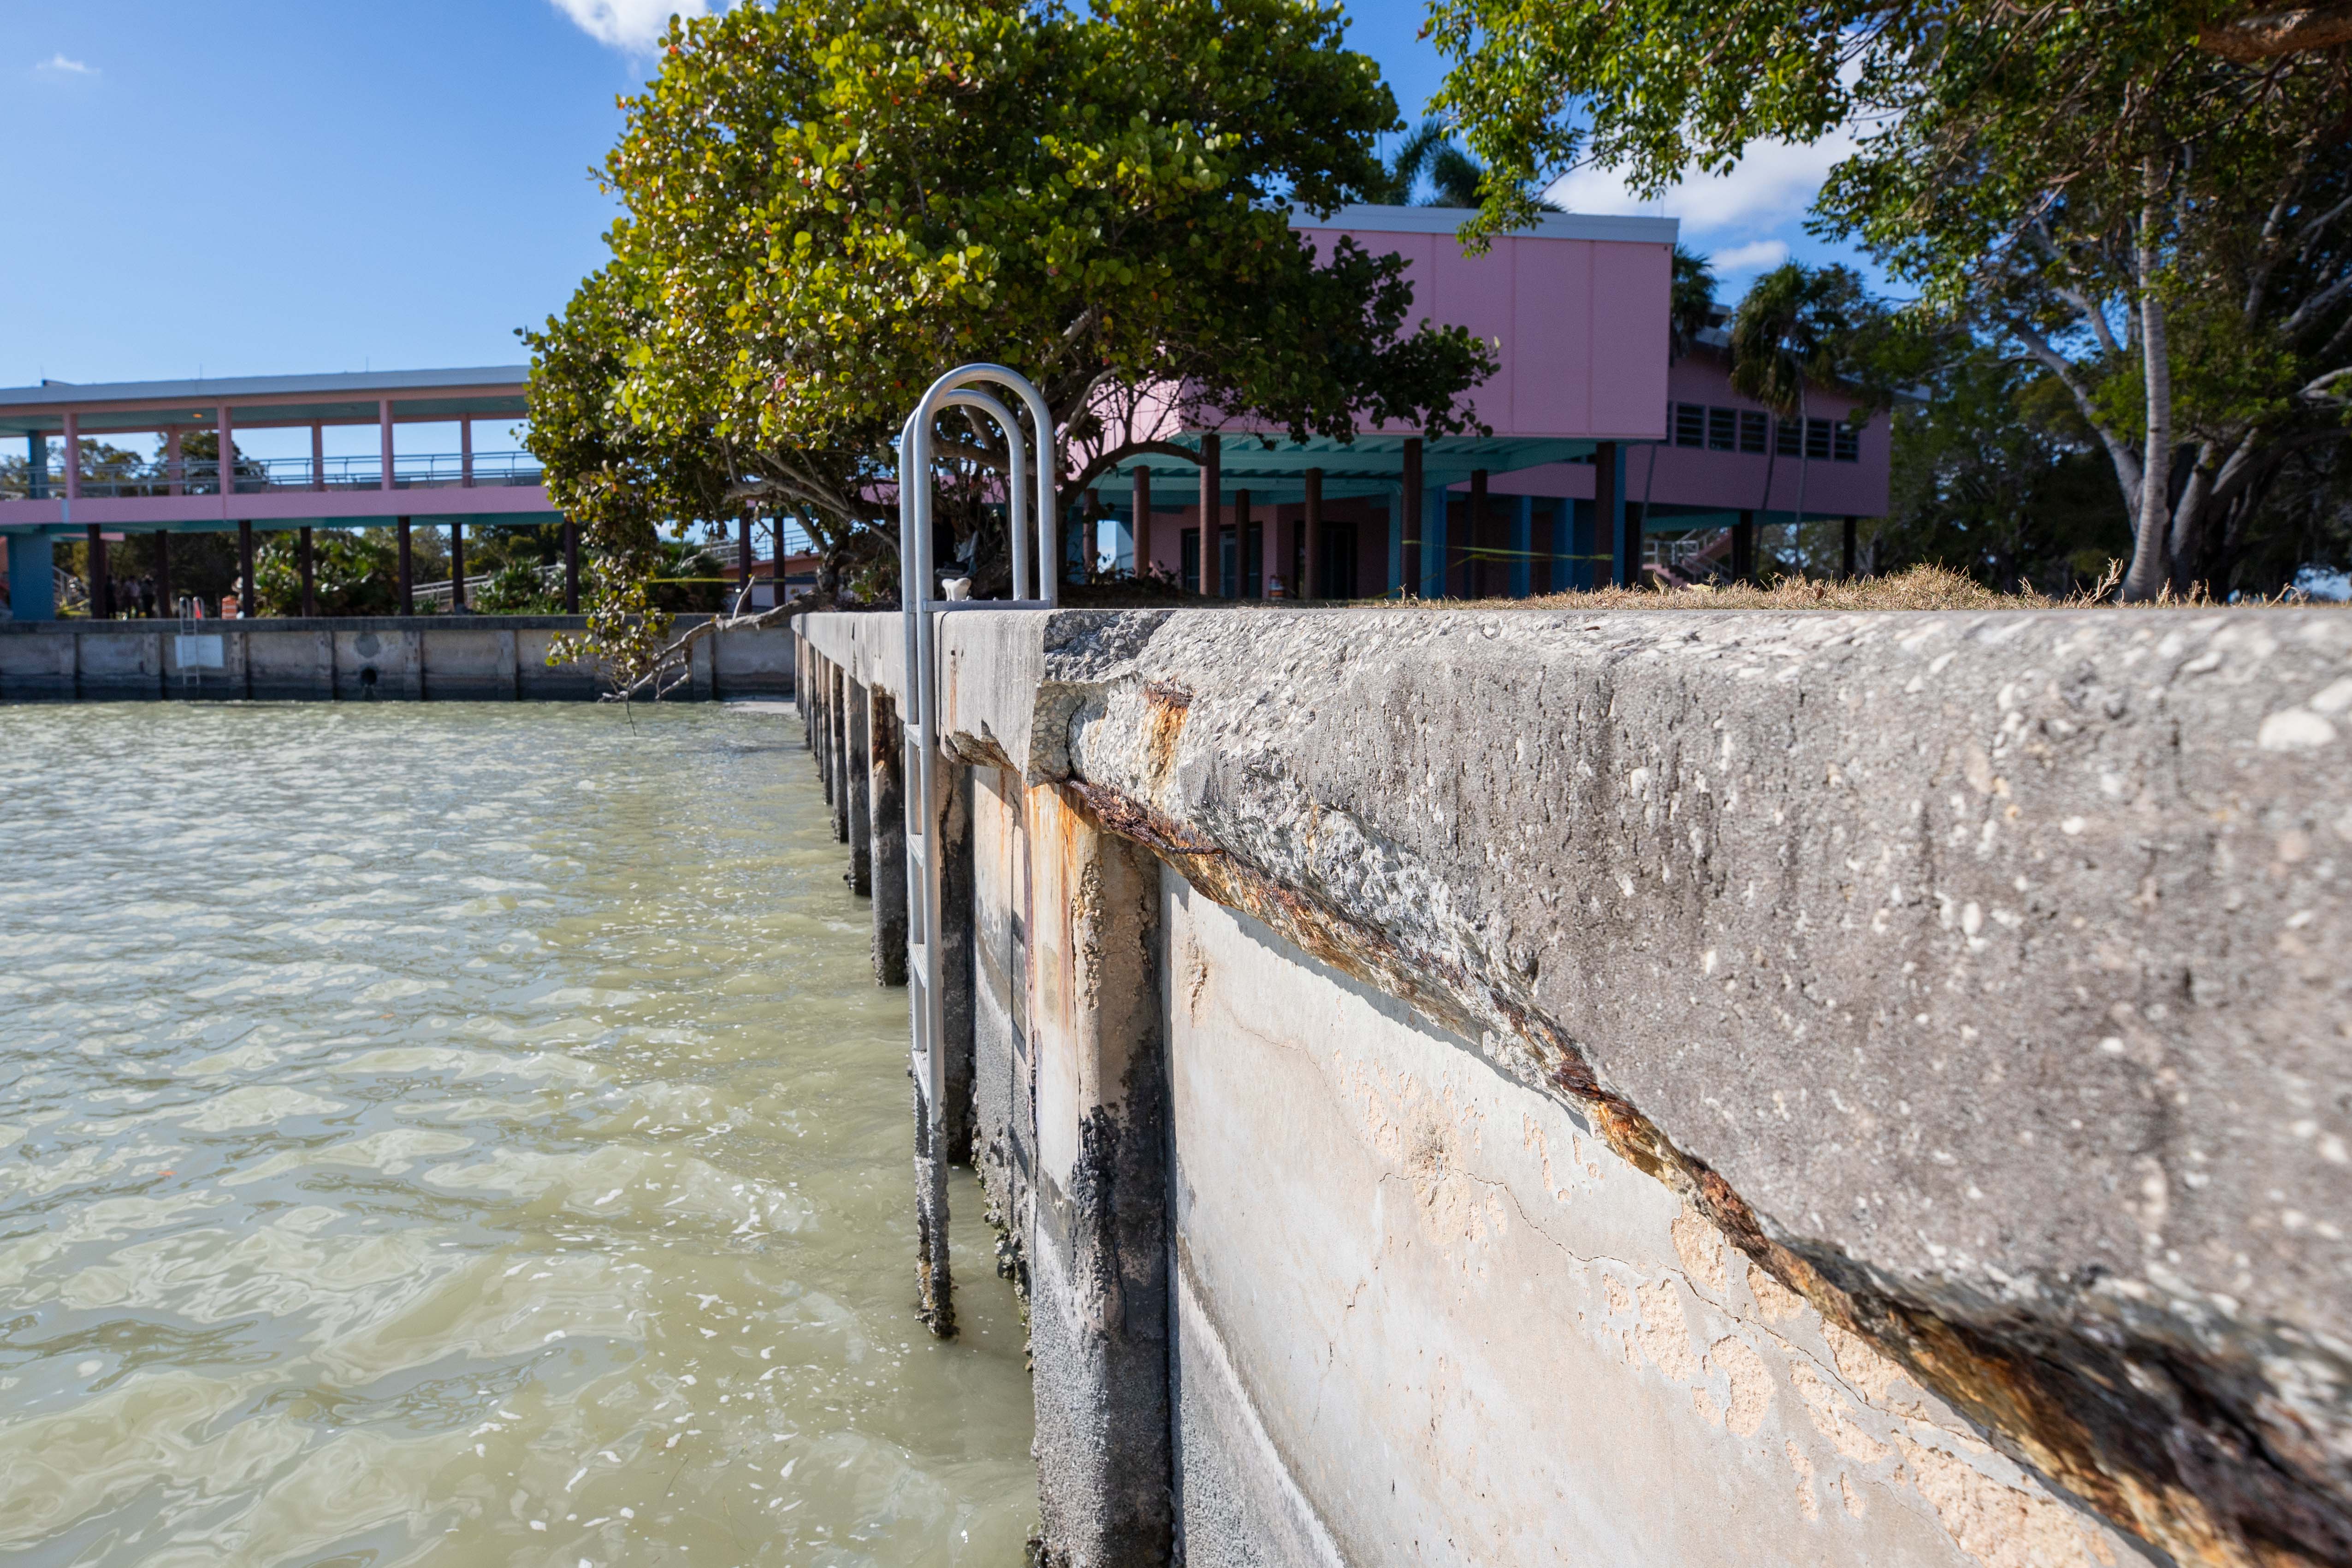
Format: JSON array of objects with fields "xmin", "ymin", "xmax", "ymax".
[{"xmin": 800, "ymin": 604, "xmax": 2352, "ymax": 1568}]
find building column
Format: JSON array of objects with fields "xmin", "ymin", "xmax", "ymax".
[
  {"xmin": 62, "ymin": 413, "xmax": 80, "ymax": 501},
  {"xmin": 1598, "ymin": 440, "xmax": 1635, "ymax": 587},
  {"xmin": 217, "ymin": 406, "xmax": 235, "ymax": 497},
  {"xmin": 154, "ymin": 531, "xmax": 172, "ymax": 617},
  {"xmin": 1301, "ymin": 467, "xmax": 1323, "ymax": 600},
  {"xmin": 1423, "ymin": 483, "xmax": 1450, "ymax": 598},
  {"xmin": 238, "ymin": 521, "xmax": 255, "ymax": 618},
  {"xmin": 1734, "ymin": 509, "xmax": 1757, "ymax": 584},
  {"xmin": 1387, "ymin": 486, "xmax": 1404, "ymax": 593},
  {"xmin": 27, "ymin": 432, "xmax": 48, "ymax": 500},
  {"xmin": 846, "ymin": 677, "xmax": 873, "ymax": 895},
  {"xmin": 86, "ymin": 525, "xmax": 108, "ymax": 617},
  {"xmin": 1130, "ymin": 468, "xmax": 1152, "ymax": 581},
  {"xmin": 1197, "ymin": 433, "xmax": 1222, "ymax": 599},
  {"xmin": 1842, "ymin": 515, "xmax": 1860, "ymax": 579},
  {"xmin": 10, "ymin": 534, "xmax": 56, "ymax": 621},
  {"xmin": 166, "ymin": 429, "xmax": 184, "ymax": 496},
  {"xmin": 378, "ymin": 400, "xmax": 395, "ymax": 492},
  {"xmin": 397, "ymin": 517, "xmax": 414, "ymax": 614},
  {"xmin": 563, "ymin": 520, "xmax": 581, "ymax": 612},
  {"xmin": 1025, "ymin": 783, "xmax": 1172, "ymax": 1565},
  {"xmin": 299, "ymin": 527, "xmax": 317, "ymax": 616},
  {"xmin": 310, "ymin": 424, "xmax": 325, "ymax": 492},
  {"xmin": 1233, "ymin": 487, "xmax": 1253, "ymax": 598},
  {"xmin": 738, "ymin": 509, "xmax": 755, "ymax": 606},
  {"xmin": 1468, "ymin": 467, "xmax": 1490, "ymax": 598},
  {"xmin": 450, "ymin": 523, "xmax": 467, "ymax": 612},
  {"xmin": 1256, "ymin": 487, "xmax": 1282, "ymax": 598},
  {"xmin": 1510, "ymin": 493, "xmax": 1534, "ymax": 599},
  {"xmin": 460, "ymin": 419, "xmax": 474, "ymax": 488},
  {"xmin": 1401, "ymin": 437, "xmax": 1424, "ymax": 598}
]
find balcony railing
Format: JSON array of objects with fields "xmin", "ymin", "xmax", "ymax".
[{"xmin": 0, "ymin": 450, "xmax": 545, "ymax": 500}]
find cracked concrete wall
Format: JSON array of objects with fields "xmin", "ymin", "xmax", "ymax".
[
  {"xmin": 799, "ymin": 603, "xmax": 2352, "ymax": 1568},
  {"xmin": 1167, "ymin": 878, "xmax": 2134, "ymax": 1568}
]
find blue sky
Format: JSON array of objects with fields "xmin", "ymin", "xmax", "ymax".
[{"xmin": 2, "ymin": 0, "xmax": 1860, "ymax": 455}]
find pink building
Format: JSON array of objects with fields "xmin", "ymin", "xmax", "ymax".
[
  {"xmin": 1103, "ymin": 206, "xmax": 1890, "ymax": 598},
  {"xmin": 0, "ymin": 367, "xmax": 559, "ymax": 621}
]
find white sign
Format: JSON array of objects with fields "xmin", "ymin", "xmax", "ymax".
[{"xmin": 175, "ymin": 635, "xmax": 224, "ymax": 669}]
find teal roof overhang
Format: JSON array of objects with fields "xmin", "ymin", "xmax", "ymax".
[{"xmin": 1087, "ymin": 433, "xmax": 1597, "ymax": 506}]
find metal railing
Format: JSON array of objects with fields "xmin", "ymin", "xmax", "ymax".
[
  {"xmin": 409, "ymin": 563, "xmax": 567, "ymax": 610},
  {"xmin": 1, "ymin": 451, "xmax": 545, "ymax": 500}
]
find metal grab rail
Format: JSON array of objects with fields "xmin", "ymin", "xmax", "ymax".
[{"xmin": 895, "ymin": 366, "xmax": 1056, "ymax": 1312}]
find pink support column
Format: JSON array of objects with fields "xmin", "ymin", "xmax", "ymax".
[
  {"xmin": 62, "ymin": 412, "xmax": 80, "ymax": 499},
  {"xmin": 379, "ymin": 399, "xmax": 395, "ymax": 491},
  {"xmin": 166, "ymin": 428, "xmax": 184, "ymax": 496},
  {"xmin": 461, "ymin": 419, "xmax": 473, "ymax": 488},
  {"xmin": 311, "ymin": 424, "xmax": 325, "ymax": 492},
  {"xmin": 217, "ymin": 405, "xmax": 234, "ymax": 497}
]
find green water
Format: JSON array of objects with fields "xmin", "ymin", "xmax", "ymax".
[{"xmin": 0, "ymin": 702, "xmax": 1034, "ymax": 1567}]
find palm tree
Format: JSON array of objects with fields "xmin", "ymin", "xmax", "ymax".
[
  {"xmin": 1374, "ymin": 118, "xmax": 1559, "ymax": 210},
  {"xmin": 1670, "ymin": 246, "xmax": 1717, "ymax": 363},
  {"xmin": 1730, "ymin": 263, "xmax": 1843, "ymax": 564}
]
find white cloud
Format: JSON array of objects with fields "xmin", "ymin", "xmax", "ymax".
[
  {"xmin": 36, "ymin": 53, "xmax": 95, "ymax": 76},
  {"xmin": 550, "ymin": 0, "xmax": 711, "ymax": 53},
  {"xmin": 1545, "ymin": 129, "xmax": 1856, "ymax": 238},
  {"xmin": 1706, "ymin": 239, "xmax": 1790, "ymax": 274}
]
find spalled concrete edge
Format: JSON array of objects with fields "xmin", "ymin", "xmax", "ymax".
[{"xmin": 800, "ymin": 604, "xmax": 2352, "ymax": 1568}]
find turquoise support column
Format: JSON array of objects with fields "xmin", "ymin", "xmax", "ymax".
[
  {"xmin": 1422, "ymin": 484, "xmax": 1449, "ymax": 599},
  {"xmin": 1509, "ymin": 495, "xmax": 1534, "ymax": 599},
  {"xmin": 10, "ymin": 533, "xmax": 57, "ymax": 621},
  {"xmin": 1568, "ymin": 499, "xmax": 1598, "ymax": 591}
]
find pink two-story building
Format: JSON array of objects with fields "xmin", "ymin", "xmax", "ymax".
[{"xmin": 1103, "ymin": 205, "xmax": 1890, "ymax": 598}]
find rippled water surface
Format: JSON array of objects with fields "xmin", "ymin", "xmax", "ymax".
[{"xmin": 0, "ymin": 702, "xmax": 1034, "ymax": 1567}]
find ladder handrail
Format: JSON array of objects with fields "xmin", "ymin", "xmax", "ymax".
[{"xmin": 895, "ymin": 363, "xmax": 1057, "ymax": 1180}]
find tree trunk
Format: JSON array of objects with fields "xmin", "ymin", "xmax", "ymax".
[
  {"xmin": 1794, "ymin": 383, "xmax": 1810, "ymax": 571},
  {"xmin": 2123, "ymin": 154, "xmax": 2176, "ymax": 603}
]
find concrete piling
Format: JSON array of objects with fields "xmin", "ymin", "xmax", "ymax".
[
  {"xmin": 846, "ymin": 677, "xmax": 873, "ymax": 894},
  {"xmin": 868, "ymin": 685, "xmax": 908, "ymax": 986},
  {"xmin": 1022, "ymin": 783, "xmax": 1172, "ymax": 1566},
  {"xmin": 935, "ymin": 763, "xmax": 977, "ymax": 1165}
]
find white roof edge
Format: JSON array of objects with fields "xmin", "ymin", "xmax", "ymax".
[
  {"xmin": 1293, "ymin": 204, "xmax": 1679, "ymax": 244},
  {"xmin": 0, "ymin": 365, "xmax": 532, "ymax": 408}
]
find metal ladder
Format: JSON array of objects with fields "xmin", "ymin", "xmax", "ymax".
[{"xmin": 897, "ymin": 365, "xmax": 1056, "ymax": 1330}]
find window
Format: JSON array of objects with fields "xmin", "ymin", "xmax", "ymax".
[
  {"xmin": 1775, "ymin": 418, "xmax": 1801, "ymax": 457},
  {"xmin": 1833, "ymin": 422, "xmax": 1860, "ymax": 463},
  {"xmin": 1674, "ymin": 403, "xmax": 1706, "ymax": 447},
  {"xmin": 1707, "ymin": 407, "xmax": 1737, "ymax": 451},
  {"xmin": 1738, "ymin": 411, "xmax": 1767, "ymax": 454},
  {"xmin": 1806, "ymin": 418, "xmax": 1833, "ymax": 461}
]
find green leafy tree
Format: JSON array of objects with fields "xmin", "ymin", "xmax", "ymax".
[
  {"xmin": 1670, "ymin": 245, "xmax": 1717, "ymax": 363},
  {"xmin": 1428, "ymin": 0, "xmax": 2352, "ymax": 599},
  {"xmin": 253, "ymin": 530, "xmax": 405, "ymax": 617},
  {"xmin": 526, "ymin": 0, "xmax": 1494, "ymax": 682},
  {"xmin": 1875, "ymin": 347, "xmax": 2133, "ymax": 590}
]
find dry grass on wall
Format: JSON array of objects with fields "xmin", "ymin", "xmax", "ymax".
[{"xmin": 1482, "ymin": 562, "xmax": 2326, "ymax": 612}]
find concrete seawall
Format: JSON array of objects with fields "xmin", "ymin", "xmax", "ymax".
[
  {"xmin": 0, "ymin": 615, "xmax": 794, "ymax": 701},
  {"xmin": 801, "ymin": 604, "xmax": 2352, "ymax": 1568}
]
